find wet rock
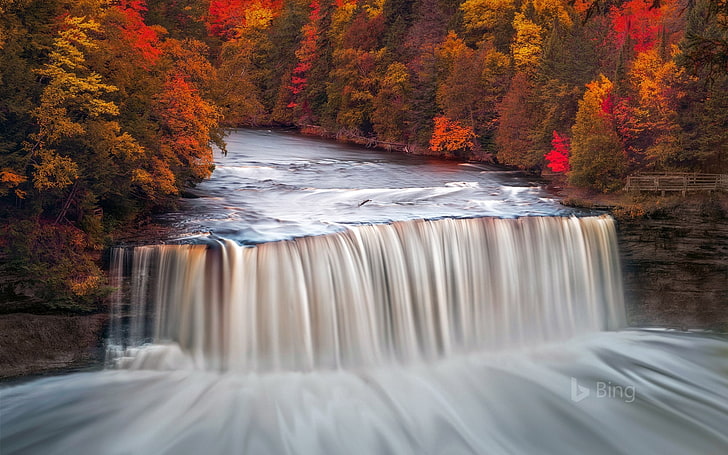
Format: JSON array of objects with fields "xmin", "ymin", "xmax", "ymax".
[{"xmin": 617, "ymin": 199, "xmax": 728, "ymax": 331}]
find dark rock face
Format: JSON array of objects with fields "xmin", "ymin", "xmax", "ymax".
[
  {"xmin": 0, "ymin": 314, "xmax": 106, "ymax": 381},
  {"xmin": 617, "ymin": 200, "xmax": 728, "ymax": 331}
]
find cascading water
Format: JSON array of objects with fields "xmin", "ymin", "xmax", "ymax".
[{"xmin": 107, "ymin": 216, "xmax": 625, "ymax": 372}]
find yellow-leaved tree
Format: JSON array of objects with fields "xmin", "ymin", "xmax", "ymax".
[
  {"xmin": 569, "ymin": 74, "xmax": 628, "ymax": 192},
  {"xmin": 27, "ymin": 16, "xmax": 119, "ymax": 191}
]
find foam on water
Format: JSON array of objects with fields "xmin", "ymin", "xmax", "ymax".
[{"xmin": 2, "ymin": 331, "xmax": 727, "ymax": 455}]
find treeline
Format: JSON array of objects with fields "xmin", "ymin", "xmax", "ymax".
[
  {"xmin": 0, "ymin": 0, "xmax": 224, "ymax": 307},
  {"xmin": 1, "ymin": 0, "xmax": 727, "ymax": 307},
  {"xmin": 206, "ymin": 0, "xmax": 727, "ymax": 190}
]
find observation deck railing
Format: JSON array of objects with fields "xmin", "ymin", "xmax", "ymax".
[{"xmin": 624, "ymin": 173, "xmax": 728, "ymax": 195}]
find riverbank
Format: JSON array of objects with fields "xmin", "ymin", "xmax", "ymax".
[
  {"xmin": 298, "ymin": 125, "xmax": 420, "ymax": 155},
  {"xmin": 298, "ymin": 124, "xmax": 476, "ymax": 159}
]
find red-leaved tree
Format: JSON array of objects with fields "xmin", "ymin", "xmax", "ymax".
[
  {"xmin": 115, "ymin": 0, "xmax": 162, "ymax": 65},
  {"xmin": 545, "ymin": 131, "xmax": 570, "ymax": 173}
]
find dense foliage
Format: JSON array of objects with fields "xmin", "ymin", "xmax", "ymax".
[
  {"xmin": 202, "ymin": 0, "xmax": 726, "ymax": 180},
  {"xmin": 1, "ymin": 0, "xmax": 727, "ymax": 307},
  {"xmin": 0, "ymin": 0, "xmax": 222, "ymax": 307}
]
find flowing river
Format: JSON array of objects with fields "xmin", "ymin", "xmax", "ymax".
[{"xmin": 2, "ymin": 130, "xmax": 727, "ymax": 454}]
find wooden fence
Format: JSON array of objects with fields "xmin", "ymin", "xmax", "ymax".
[{"xmin": 624, "ymin": 173, "xmax": 728, "ymax": 195}]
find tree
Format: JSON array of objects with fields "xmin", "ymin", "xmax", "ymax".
[
  {"xmin": 625, "ymin": 47, "xmax": 687, "ymax": 169},
  {"xmin": 114, "ymin": 0, "xmax": 163, "ymax": 66},
  {"xmin": 372, "ymin": 62, "xmax": 411, "ymax": 142},
  {"xmin": 145, "ymin": 0, "xmax": 210, "ymax": 42},
  {"xmin": 495, "ymin": 72, "xmax": 540, "ymax": 169},
  {"xmin": 435, "ymin": 32, "xmax": 510, "ymax": 157},
  {"xmin": 326, "ymin": 47, "xmax": 379, "ymax": 132},
  {"xmin": 429, "ymin": 115, "xmax": 476, "ymax": 157},
  {"xmin": 569, "ymin": 74, "xmax": 627, "ymax": 191},
  {"xmin": 544, "ymin": 130, "xmax": 570, "ymax": 173},
  {"xmin": 154, "ymin": 74, "xmax": 221, "ymax": 186},
  {"xmin": 214, "ymin": 37, "xmax": 267, "ymax": 125},
  {"xmin": 0, "ymin": 169, "xmax": 27, "ymax": 199},
  {"xmin": 288, "ymin": 0, "xmax": 318, "ymax": 119},
  {"xmin": 511, "ymin": 12, "xmax": 543, "ymax": 75},
  {"xmin": 460, "ymin": 0, "xmax": 515, "ymax": 50},
  {"xmin": 461, "ymin": 0, "xmax": 515, "ymax": 32},
  {"xmin": 27, "ymin": 16, "xmax": 119, "ymax": 191},
  {"xmin": 681, "ymin": 0, "xmax": 728, "ymax": 80}
]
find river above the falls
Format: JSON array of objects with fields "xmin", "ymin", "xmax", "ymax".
[{"xmin": 161, "ymin": 129, "xmax": 579, "ymax": 243}]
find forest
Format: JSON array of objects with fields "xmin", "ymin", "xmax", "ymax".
[{"xmin": 1, "ymin": 0, "xmax": 727, "ymax": 307}]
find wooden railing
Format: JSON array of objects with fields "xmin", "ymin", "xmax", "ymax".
[{"xmin": 624, "ymin": 173, "xmax": 728, "ymax": 195}]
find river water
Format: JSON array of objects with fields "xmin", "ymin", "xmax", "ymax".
[
  {"xmin": 162, "ymin": 129, "xmax": 576, "ymax": 242},
  {"xmin": 1, "ymin": 130, "xmax": 727, "ymax": 454}
]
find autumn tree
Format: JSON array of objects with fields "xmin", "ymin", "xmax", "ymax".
[
  {"xmin": 511, "ymin": 12, "xmax": 543, "ymax": 75},
  {"xmin": 287, "ymin": 0, "xmax": 336, "ymax": 124},
  {"xmin": 324, "ymin": 4, "xmax": 385, "ymax": 133},
  {"xmin": 544, "ymin": 130, "xmax": 571, "ymax": 173},
  {"xmin": 145, "ymin": 0, "xmax": 210, "ymax": 42},
  {"xmin": 214, "ymin": 37, "xmax": 267, "ymax": 125},
  {"xmin": 677, "ymin": 0, "xmax": 728, "ymax": 172},
  {"xmin": 208, "ymin": 0, "xmax": 251, "ymax": 38},
  {"xmin": 154, "ymin": 74, "xmax": 221, "ymax": 189},
  {"xmin": 569, "ymin": 74, "xmax": 627, "ymax": 191},
  {"xmin": 495, "ymin": 72, "xmax": 540, "ymax": 169},
  {"xmin": 114, "ymin": 0, "xmax": 164, "ymax": 65},
  {"xmin": 0, "ymin": 1, "xmax": 56, "ymax": 200},
  {"xmin": 536, "ymin": 18, "xmax": 601, "ymax": 154},
  {"xmin": 372, "ymin": 62, "xmax": 411, "ymax": 142},
  {"xmin": 622, "ymin": 47, "xmax": 687, "ymax": 169},
  {"xmin": 435, "ymin": 32, "xmax": 510, "ymax": 157},
  {"xmin": 429, "ymin": 116, "xmax": 477, "ymax": 157},
  {"xmin": 681, "ymin": 0, "xmax": 728, "ymax": 80},
  {"xmin": 460, "ymin": 0, "xmax": 516, "ymax": 50},
  {"xmin": 1, "ymin": 6, "xmax": 126, "ymax": 306},
  {"xmin": 401, "ymin": 0, "xmax": 449, "ymax": 145},
  {"xmin": 27, "ymin": 16, "xmax": 119, "ymax": 192},
  {"xmin": 1, "ymin": 1, "xmax": 227, "ymax": 307}
]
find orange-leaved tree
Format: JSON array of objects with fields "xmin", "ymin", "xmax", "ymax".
[
  {"xmin": 153, "ymin": 74, "xmax": 221, "ymax": 188},
  {"xmin": 429, "ymin": 116, "xmax": 476, "ymax": 157}
]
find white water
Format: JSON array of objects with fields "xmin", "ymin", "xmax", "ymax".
[
  {"xmin": 161, "ymin": 129, "xmax": 577, "ymax": 243},
  {"xmin": 107, "ymin": 216, "xmax": 625, "ymax": 372},
  {"xmin": 3, "ymin": 331, "xmax": 728, "ymax": 454}
]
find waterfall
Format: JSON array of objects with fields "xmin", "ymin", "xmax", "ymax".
[{"xmin": 107, "ymin": 215, "xmax": 626, "ymax": 372}]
